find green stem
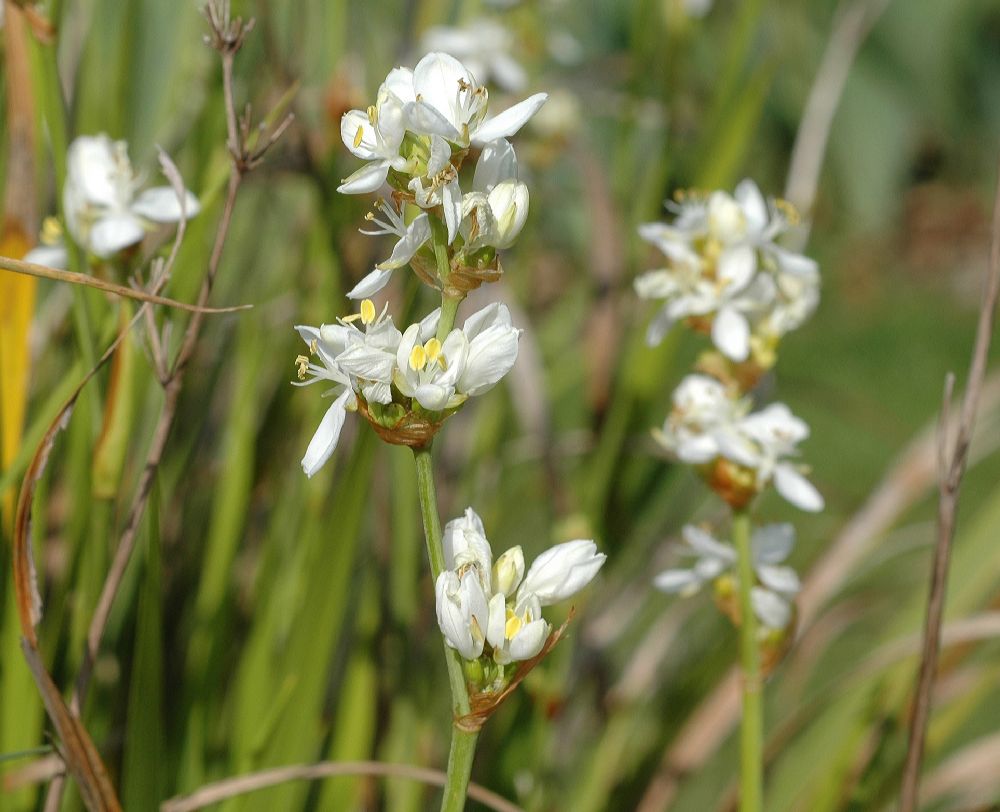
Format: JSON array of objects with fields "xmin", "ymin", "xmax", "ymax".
[
  {"xmin": 412, "ymin": 446, "xmax": 478, "ymax": 811},
  {"xmin": 733, "ymin": 508, "xmax": 763, "ymax": 812},
  {"xmin": 427, "ymin": 214, "xmax": 463, "ymax": 342}
]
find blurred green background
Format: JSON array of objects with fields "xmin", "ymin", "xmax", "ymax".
[{"xmin": 3, "ymin": 0, "xmax": 1000, "ymax": 809}]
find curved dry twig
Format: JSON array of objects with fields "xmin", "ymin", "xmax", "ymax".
[
  {"xmin": 159, "ymin": 761, "xmax": 523, "ymax": 812},
  {"xmin": 0, "ymin": 255, "xmax": 251, "ymax": 314}
]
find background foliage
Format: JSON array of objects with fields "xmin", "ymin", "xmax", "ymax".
[{"xmin": 3, "ymin": 0, "xmax": 1000, "ymax": 809}]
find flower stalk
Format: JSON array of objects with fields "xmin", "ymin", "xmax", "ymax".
[
  {"xmin": 733, "ymin": 508, "xmax": 763, "ymax": 812},
  {"xmin": 413, "ymin": 445, "xmax": 478, "ymax": 811}
]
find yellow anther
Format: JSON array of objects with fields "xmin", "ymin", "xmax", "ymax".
[
  {"xmin": 424, "ymin": 337, "xmax": 443, "ymax": 363},
  {"xmin": 457, "ymin": 78, "xmax": 471, "ymax": 91},
  {"xmin": 774, "ymin": 198, "xmax": 801, "ymax": 226},
  {"xmin": 360, "ymin": 299, "xmax": 377, "ymax": 325},
  {"xmin": 367, "ymin": 105, "xmax": 378, "ymax": 126},
  {"xmin": 309, "ymin": 338, "xmax": 318, "ymax": 355},
  {"xmin": 365, "ymin": 211, "xmax": 375, "ymax": 221},
  {"xmin": 295, "ymin": 355, "xmax": 310, "ymax": 380},
  {"xmin": 41, "ymin": 216, "xmax": 63, "ymax": 245},
  {"xmin": 504, "ymin": 608, "xmax": 523, "ymax": 640},
  {"xmin": 409, "ymin": 345, "xmax": 428, "ymax": 371},
  {"xmin": 353, "ymin": 125, "xmax": 364, "ymax": 149}
]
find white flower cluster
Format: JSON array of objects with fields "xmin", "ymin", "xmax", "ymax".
[
  {"xmin": 296, "ymin": 51, "xmax": 547, "ymax": 476},
  {"xmin": 435, "ymin": 508, "xmax": 606, "ymax": 664},
  {"xmin": 635, "ymin": 180, "xmax": 819, "ymax": 365},
  {"xmin": 337, "ymin": 51, "xmax": 545, "ymax": 299},
  {"xmin": 654, "ymin": 374, "xmax": 823, "ymax": 512},
  {"xmin": 654, "ymin": 524, "xmax": 800, "ymax": 631},
  {"xmin": 295, "ymin": 300, "xmax": 520, "ymax": 477}
]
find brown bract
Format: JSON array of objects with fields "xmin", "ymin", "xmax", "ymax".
[
  {"xmin": 357, "ymin": 397, "xmax": 451, "ymax": 449},
  {"xmin": 704, "ymin": 458, "xmax": 758, "ymax": 510},
  {"xmin": 455, "ymin": 610, "xmax": 576, "ymax": 733}
]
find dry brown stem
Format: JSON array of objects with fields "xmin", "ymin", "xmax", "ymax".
[{"xmin": 898, "ymin": 160, "xmax": 1000, "ymax": 811}]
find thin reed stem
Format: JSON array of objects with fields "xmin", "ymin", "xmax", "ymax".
[{"xmin": 733, "ymin": 509, "xmax": 763, "ymax": 812}]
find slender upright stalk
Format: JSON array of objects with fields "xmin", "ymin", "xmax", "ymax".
[
  {"xmin": 413, "ymin": 446, "xmax": 479, "ymax": 811},
  {"xmin": 410, "ymin": 214, "xmax": 479, "ymax": 811},
  {"xmin": 732, "ymin": 508, "xmax": 763, "ymax": 812}
]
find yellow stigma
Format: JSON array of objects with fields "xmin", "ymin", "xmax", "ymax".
[
  {"xmin": 41, "ymin": 216, "xmax": 63, "ymax": 245},
  {"xmin": 360, "ymin": 299, "xmax": 377, "ymax": 325},
  {"xmin": 504, "ymin": 608, "xmax": 523, "ymax": 640},
  {"xmin": 424, "ymin": 337, "xmax": 442, "ymax": 362},
  {"xmin": 295, "ymin": 354, "xmax": 310, "ymax": 380},
  {"xmin": 409, "ymin": 345, "xmax": 428, "ymax": 371},
  {"xmin": 353, "ymin": 125, "xmax": 364, "ymax": 149}
]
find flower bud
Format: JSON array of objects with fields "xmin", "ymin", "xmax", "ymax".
[
  {"xmin": 487, "ymin": 180, "xmax": 529, "ymax": 249},
  {"xmin": 492, "ymin": 546, "xmax": 525, "ymax": 597},
  {"xmin": 517, "ymin": 539, "xmax": 606, "ymax": 606},
  {"xmin": 435, "ymin": 569, "xmax": 489, "ymax": 660}
]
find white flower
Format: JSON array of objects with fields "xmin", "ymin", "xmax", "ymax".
[
  {"xmin": 294, "ymin": 299, "xmax": 401, "ymax": 477},
  {"xmin": 458, "ymin": 138, "xmax": 529, "ymax": 252},
  {"xmin": 63, "ymin": 134, "xmax": 199, "ymax": 258},
  {"xmin": 338, "ymin": 68, "xmax": 414, "ymax": 194},
  {"xmin": 682, "ymin": 0, "xmax": 714, "ymax": 17},
  {"xmin": 349, "ymin": 199, "xmax": 433, "ymax": 299},
  {"xmin": 404, "ymin": 52, "xmax": 547, "ymax": 149},
  {"xmin": 394, "ymin": 303, "xmax": 520, "ymax": 411},
  {"xmin": 420, "ymin": 20, "xmax": 527, "ymax": 92},
  {"xmin": 517, "ymin": 539, "xmax": 608, "ymax": 606},
  {"xmin": 486, "ymin": 591, "xmax": 549, "ymax": 665},
  {"xmin": 653, "ymin": 374, "xmax": 746, "ymax": 464},
  {"xmin": 436, "ymin": 569, "xmax": 490, "ymax": 659},
  {"xmin": 654, "ymin": 523, "xmax": 800, "ymax": 629},
  {"xmin": 443, "ymin": 507, "xmax": 494, "ymax": 580},
  {"xmin": 434, "ymin": 507, "xmax": 605, "ymax": 664},
  {"xmin": 715, "ymin": 403, "xmax": 824, "ymax": 512}
]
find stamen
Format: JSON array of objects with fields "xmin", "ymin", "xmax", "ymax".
[
  {"xmin": 409, "ymin": 345, "xmax": 428, "ymax": 371},
  {"xmin": 360, "ymin": 299, "xmax": 377, "ymax": 326},
  {"xmin": 41, "ymin": 216, "xmax": 63, "ymax": 245},
  {"xmin": 424, "ymin": 337, "xmax": 443, "ymax": 363},
  {"xmin": 774, "ymin": 198, "xmax": 801, "ymax": 226},
  {"xmin": 295, "ymin": 355, "xmax": 310, "ymax": 380},
  {"xmin": 504, "ymin": 608, "xmax": 523, "ymax": 640},
  {"xmin": 367, "ymin": 105, "xmax": 378, "ymax": 126},
  {"xmin": 309, "ymin": 339, "xmax": 318, "ymax": 355},
  {"xmin": 353, "ymin": 125, "xmax": 364, "ymax": 149}
]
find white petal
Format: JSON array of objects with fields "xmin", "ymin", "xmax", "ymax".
[
  {"xmin": 645, "ymin": 308, "xmax": 675, "ymax": 346},
  {"xmin": 519, "ymin": 540, "xmax": 606, "ymax": 606},
  {"xmin": 383, "ymin": 67, "xmax": 416, "ymax": 104},
  {"xmin": 756, "ymin": 564, "xmax": 800, "ymax": 595},
  {"xmin": 735, "ymin": 179, "xmax": 768, "ymax": 236},
  {"xmin": 774, "ymin": 464, "xmax": 824, "ymax": 512},
  {"xmin": 23, "ymin": 244, "xmax": 69, "ymax": 269},
  {"xmin": 508, "ymin": 619, "xmax": 548, "ymax": 661},
  {"xmin": 89, "ymin": 213, "xmax": 146, "ymax": 257},
  {"xmin": 67, "ymin": 135, "xmax": 123, "ymax": 208},
  {"xmin": 682, "ymin": 525, "xmax": 736, "ymax": 562},
  {"xmin": 473, "ymin": 139, "xmax": 518, "ymax": 192},
  {"xmin": 301, "ymin": 389, "xmax": 351, "ymax": 477},
  {"xmin": 472, "ymin": 93, "xmax": 548, "ymax": 146},
  {"xmin": 341, "ymin": 109, "xmax": 380, "ymax": 159},
  {"xmin": 337, "ymin": 160, "xmax": 391, "ymax": 195},
  {"xmin": 717, "ymin": 245, "xmax": 756, "ymax": 289},
  {"xmin": 412, "ymin": 52, "xmax": 473, "ymax": 131},
  {"xmin": 347, "ymin": 268, "xmax": 394, "ymax": 300},
  {"xmin": 486, "ymin": 592, "xmax": 508, "ymax": 649},
  {"xmin": 377, "ymin": 214, "xmax": 432, "ymax": 270},
  {"xmin": 131, "ymin": 186, "xmax": 200, "ymax": 223},
  {"xmin": 712, "ymin": 307, "xmax": 751, "ymax": 361},
  {"xmin": 405, "ymin": 100, "xmax": 462, "ymax": 141},
  {"xmin": 752, "ymin": 523, "xmax": 795, "ymax": 564},
  {"xmin": 462, "ymin": 302, "xmax": 507, "ymax": 340},
  {"xmin": 653, "ymin": 568, "xmax": 702, "ymax": 594},
  {"xmin": 458, "ymin": 320, "xmax": 519, "ymax": 396},
  {"xmin": 751, "ymin": 587, "xmax": 792, "ymax": 629},
  {"xmin": 442, "ymin": 177, "xmax": 463, "ymax": 244},
  {"xmin": 415, "ymin": 383, "xmax": 454, "ymax": 411}
]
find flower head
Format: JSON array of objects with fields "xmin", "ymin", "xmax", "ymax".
[
  {"xmin": 434, "ymin": 507, "xmax": 605, "ymax": 666},
  {"xmin": 654, "ymin": 523, "xmax": 800, "ymax": 630},
  {"xmin": 63, "ymin": 134, "xmax": 199, "ymax": 258}
]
